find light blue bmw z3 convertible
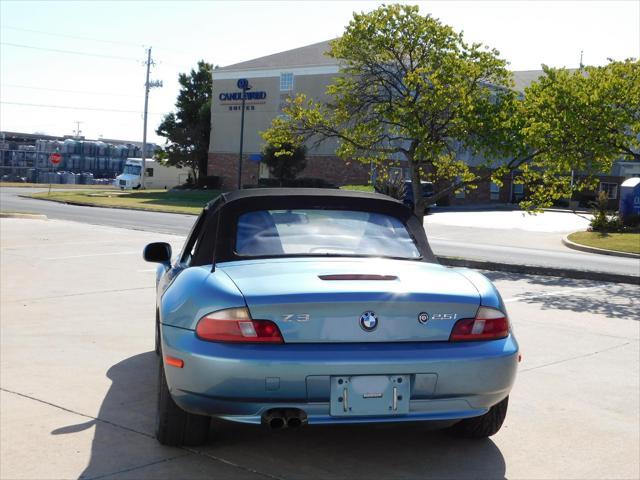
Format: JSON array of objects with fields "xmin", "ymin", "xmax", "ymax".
[{"xmin": 144, "ymin": 188, "xmax": 519, "ymax": 446}]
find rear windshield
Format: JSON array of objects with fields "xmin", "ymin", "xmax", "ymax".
[{"xmin": 235, "ymin": 209, "xmax": 420, "ymax": 259}]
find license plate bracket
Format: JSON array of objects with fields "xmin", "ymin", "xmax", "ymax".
[{"xmin": 330, "ymin": 375, "xmax": 410, "ymax": 417}]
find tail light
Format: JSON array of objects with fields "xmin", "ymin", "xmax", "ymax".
[
  {"xmin": 196, "ymin": 307, "xmax": 283, "ymax": 344},
  {"xmin": 449, "ymin": 306, "xmax": 509, "ymax": 342}
]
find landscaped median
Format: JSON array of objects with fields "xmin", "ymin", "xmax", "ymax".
[
  {"xmin": 28, "ymin": 189, "xmax": 221, "ymax": 215},
  {"xmin": 564, "ymin": 231, "xmax": 640, "ymax": 257}
]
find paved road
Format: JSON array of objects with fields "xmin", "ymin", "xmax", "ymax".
[
  {"xmin": 1, "ymin": 187, "xmax": 638, "ymax": 277},
  {"xmin": 0, "ymin": 187, "xmax": 196, "ymax": 235},
  {"xmin": 1, "ymin": 218, "xmax": 638, "ymax": 479}
]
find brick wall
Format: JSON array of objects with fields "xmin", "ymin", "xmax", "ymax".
[
  {"xmin": 208, "ymin": 153, "xmax": 370, "ymax": 190},
  {"xmin": 207, "ymin": 153, "xmax": 260, "ymax": 190}
]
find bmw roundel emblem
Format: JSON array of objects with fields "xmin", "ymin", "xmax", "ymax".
[
  {"xmin": 418, "ymin": 312, "xmax": 429, "ymax": 324},
  {"xmin": 359, "ymin": 311, "xmax": 378, "ymax": 331}
]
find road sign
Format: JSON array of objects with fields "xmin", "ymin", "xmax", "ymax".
[{"xmin": 49, "ymin": 152, "xmax": 62, "ymax": 165}]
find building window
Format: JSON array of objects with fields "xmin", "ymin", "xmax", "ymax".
[
  {"xmin": 490, "ymin": 182, "xmax": 500, "ymax": 201},
  {"xmin": 280, "ymin": 72, "xmax": 294, "ymax": 91},
  {"xmin": 599, "ymin": 182, "xmax": 618, "ymax": 200},
  {"xmin": 513, "ymin": 183, "xmax": 524, "ymax": 201},
  {"xmin": 259, "ymin": 162, "xmax": 270, "ymax": 179}
]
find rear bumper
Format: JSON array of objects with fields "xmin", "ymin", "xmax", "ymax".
[{"xmin": 161, "ymin": 324, "xmax": 519, "ymax": 424}]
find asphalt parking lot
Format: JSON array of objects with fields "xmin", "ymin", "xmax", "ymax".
[{"xmin": 1, "ymin": 218, "xmax": 638, "ymax": 480}]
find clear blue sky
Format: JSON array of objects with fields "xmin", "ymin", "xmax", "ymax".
[{"xmin": 1, "ymin": 1, "xmax": 638, "ymax": 144}]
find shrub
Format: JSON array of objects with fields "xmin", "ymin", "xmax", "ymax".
[
  {"xmin": 262, "ymin": 143, "xmax": 307, "ymax": 186},
  {"xmin": 374, "ymin": 176, "xmax": 406, "ymax": 201},
  {"xmin": 589, "ymin": 191, "xmax": 623, "ymax": 232},
  {"xmin": 196, "ymin": 175, "xmax": 221, "ymax": 189}
]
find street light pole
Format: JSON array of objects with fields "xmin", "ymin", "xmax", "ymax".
[{"xmin": 237, "ymin": 78, "xmax": 251, "ymax": 190}]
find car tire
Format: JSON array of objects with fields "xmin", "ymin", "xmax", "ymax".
[
  {"xmin": 154, "ymin": 312, "xmax": 160, "ymax": 356},
  {"xmin": 448, "ymin": 396, "xmax": 509, "ymax": 438},
  {"xmin": 155, "ymin": 357, "xmax": 210, "ymax": 446}
]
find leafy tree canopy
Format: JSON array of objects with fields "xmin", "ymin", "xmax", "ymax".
[
  {"xmin": 515, "ymin": 60, "xmax": 640, "ymax": 209},
  {"xmin": 262, "ymin": 4, "xmax": 639, "ymax": 216},
  {"xmin": 156, "ymin": 60, "xmax": 213, "ymax": 182}
]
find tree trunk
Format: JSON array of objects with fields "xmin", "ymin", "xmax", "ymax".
[
  {"xmin": 198, "ymin": 154, "xmax": 208, "ymax": 181},
  {"xmin": 406, "ymin": 153, "xmax": 426, "ymax": 222}
]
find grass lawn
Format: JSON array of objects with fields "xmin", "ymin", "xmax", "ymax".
[
  {"xmin": 568, "ymin": 231, "xmax": 640, "ymax": 254},
  {"xmin": 1, "ymin": 182, "xmax": 112, "ymax": 189},
  {"xmin": 29, "ymin": 189, "xmax": 221, "ymax": 215},
  {"xmin": 341, "ymin": 184, "xmax": 374, "ymax": 192}
]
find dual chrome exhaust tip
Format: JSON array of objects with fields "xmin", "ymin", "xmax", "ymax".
[{"xmin": 263, "ymin": 409, "xmax": 307, "ymax": 430}]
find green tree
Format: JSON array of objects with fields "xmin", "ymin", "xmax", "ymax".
[
  {"xmin": 262, "ymin": 4, "xmax": 515, "ymax": 217},
  {"xmin": 262, "ymin": 4, "xmax": 639, "ymax": 217},
  {"xmin": 515, "ymin": 60, "xmax": 640, "ymax": 209},
  {"xmin": 262, "ymin": 142, "xmax": 307, "ymax": 186},
  {"xmin": 156, "ymin": 60, "xmax": 213, "ymax": 183}
]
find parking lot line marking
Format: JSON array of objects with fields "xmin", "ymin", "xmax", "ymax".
[
  {"xmin": 519, "ymin": 341, "xmax": 633, "ymax": 373},
  {"xmin": 184, "ymin": 448, "xmax": 286, "ymax": 480},
  {"xmin": 0, "ymin": 386, "xmax": 154, "ymax": 438},
  {"xmin": 45, "ymin": 251, "xmax": 139, "ymax": 260},
  {"xmin": 7, "ymin": 286, "xmax": 153, "ymax": 303}
]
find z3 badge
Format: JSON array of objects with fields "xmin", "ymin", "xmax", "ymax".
[{"xmin": 282, "ymin": 314, "xmax": 311, "ymax": 323}]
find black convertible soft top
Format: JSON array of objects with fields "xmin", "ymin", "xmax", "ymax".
[{"xmin": 184, "ymin": 188, "xmax": 437, "ymax": 267}]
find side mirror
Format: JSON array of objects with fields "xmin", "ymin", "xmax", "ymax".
[{"xmin": 143, "ymin": 242, "xmax": 172, "ymax": 265}]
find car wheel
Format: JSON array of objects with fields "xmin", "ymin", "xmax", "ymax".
[
  {"xmin": 448, "ymin": 396, "xmax": 509, "ymax": 438},
  {"xmin": 155, "ymin": 357, "xmax": 210, "ymax": 446}
]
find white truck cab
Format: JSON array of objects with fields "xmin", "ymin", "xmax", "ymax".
[
  {"xmin": 114, "ymin": 158, "xmax": 188, "ymax": 190},
  {"xmin": 115, "ymin": 159, "xmax": 144, "ymax": 189}
]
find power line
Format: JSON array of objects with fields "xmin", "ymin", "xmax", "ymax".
[
  {"xmin": 1, "ymin": 25, "xmax": 186, "ymax": 55},
  {"xmin": 1, "ymin": 25, "xmax": 145, "ymax": 48},
  {"xmin": 1, "ymin": 101, "xmax": 164, "ymax": 115},
  {"xmin": 1, "ymin": 83, "xmax": 141, "ymax": 98},
  {"xmin": 0, "ymin": 42, "xmax": 140, "ymax": 61}
]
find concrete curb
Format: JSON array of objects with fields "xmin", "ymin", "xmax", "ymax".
[
  {"xmin": 437, "ymin": 256, "xmax": 639, "ymax": 285},
  {"xmin": 0, "ymin": 212, "xmax": 48, "ymax": 220},
  {"xmin": 562, "ymin": 235, "xmax": 640, "ymax": 259}
]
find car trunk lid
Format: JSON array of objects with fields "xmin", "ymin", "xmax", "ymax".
[{"xmin": 218, "ymin": 258, "xmax": 480, "ymax": 343}]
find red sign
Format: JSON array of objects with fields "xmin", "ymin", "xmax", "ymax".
[{"xmin": 49, "ymin": 152, "xmax": 62, "ymax": 165}]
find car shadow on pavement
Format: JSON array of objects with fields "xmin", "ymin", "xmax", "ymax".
[
  {"xmin": 484, "ymin": 271, "xmax": 639, "ymax": 320},
  {"xmin": 74, "ymin": 351, "xmax": 507, "ymax": 479}
]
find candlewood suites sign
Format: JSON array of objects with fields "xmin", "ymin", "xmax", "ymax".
[{"xmin": 218, "ymin": 91, "xmax": 267, "ymax": 104}]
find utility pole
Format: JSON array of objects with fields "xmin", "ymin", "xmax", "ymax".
[
  {"xmin": 73, "ymin": 120, "xmax": 83, "ymax": 139},
  {"xmin": 140, "ymin": 47, "xmax": 163, "ymax": 190},
  {"xmin": 141, "ymin": 47, "xmax": 152, "ymax": 190}
]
